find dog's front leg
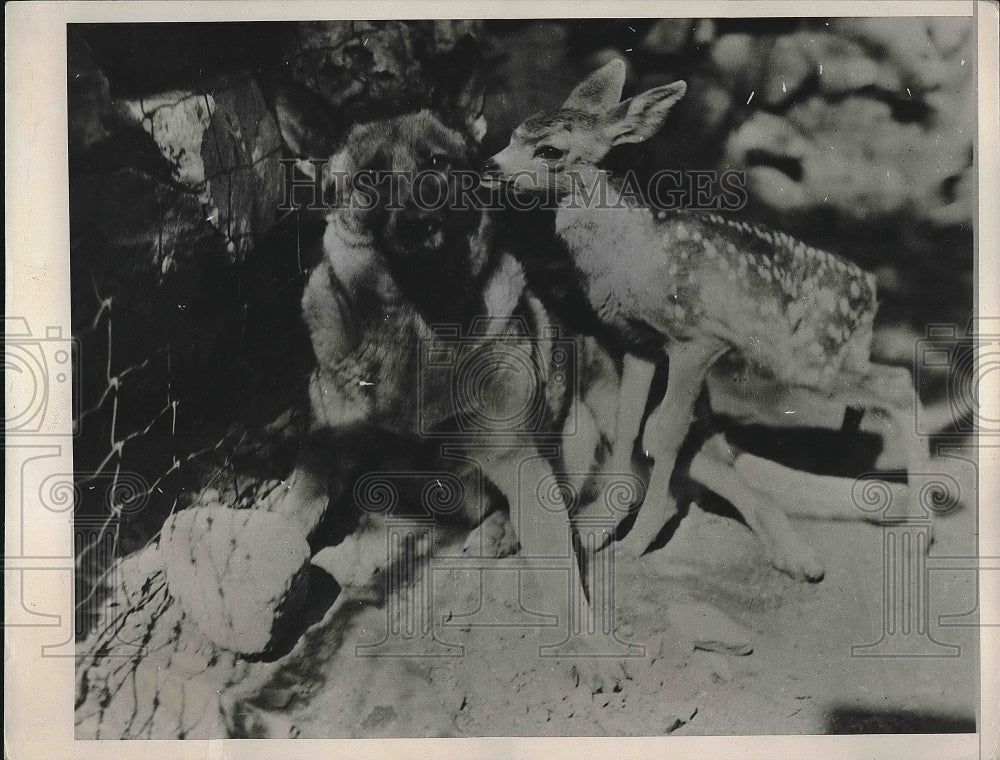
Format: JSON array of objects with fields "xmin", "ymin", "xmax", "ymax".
[{"xmin": 478, "ymin": 444, "xmax": 639, "ymax": 693}]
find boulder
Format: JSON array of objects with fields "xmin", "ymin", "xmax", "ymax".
[{"xmin": 160, "ymin": 506, "xmax": 311, "ymax": 654}]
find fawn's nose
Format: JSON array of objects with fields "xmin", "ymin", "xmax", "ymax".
[{"xmin": 480, "ymin": 158, "xmax": 500, "ymax": 175}]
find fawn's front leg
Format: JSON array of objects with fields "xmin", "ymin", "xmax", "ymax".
[
  {"xmin": 617, "ymin": 338, "xmax": 728, "ymax": 557},
  {"xmin": 608, "ymin": 354, "xmax": 658, "ymax": 473}
]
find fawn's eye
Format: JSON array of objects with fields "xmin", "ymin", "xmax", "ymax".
[{"xmin": 533, "ymin": 145, "xmax": 565, "ymax": 161}]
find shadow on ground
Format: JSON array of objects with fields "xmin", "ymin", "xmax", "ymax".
[{"xmin": 825, "ymin": 706, "xmax": 975, "ymax": 733}]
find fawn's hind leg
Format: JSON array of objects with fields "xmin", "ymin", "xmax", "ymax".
[
  {"xmin": 833, "ymin": 362, "xmax": 935, "ymax": 521},
  {"xmin": 691, "ymin": 435, "xmax": 825, "ymax": 581},
  {"xmin": 617, "ymin": 338, "xmax": 728, "ymax": 557}
]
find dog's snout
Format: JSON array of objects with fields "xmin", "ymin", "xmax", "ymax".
[{"xmin": 480, "ymin": 158, "xmax": 500, "ymax": 175}]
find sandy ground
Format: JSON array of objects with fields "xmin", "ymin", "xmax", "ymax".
[{"xmin": 237, "ymin": 445, "xmax": 978, "ymax": 738}]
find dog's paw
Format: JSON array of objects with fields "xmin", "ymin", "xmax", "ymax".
[
  {"xmin": 220, "ymin": 684, "xmax": 301, "ymax": 739},
  {"xmin": 549, "ymin": 632, "xmax": 638, "ymax": 697},
  {"xmin": 564, "ymin": 656, "xmax": 632, "ymax": 697},
  {"xmin": 463, "ymin": 511, "xmax": 519, "ymax": 558},
  {"xmin": 311, "ymin": 538, "xmax": 385, "ymax": 589}
]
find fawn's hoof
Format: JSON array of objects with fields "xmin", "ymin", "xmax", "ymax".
[
  {"xmin": 613, "ymin": 533, "xmax": 653, "ymax": 561},
  {"xmin": 769, "ymin": 541, "xmax": 825, "ymax": 582}
]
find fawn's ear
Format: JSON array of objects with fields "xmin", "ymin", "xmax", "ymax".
[
  {"xmin": 604, "ymin": 80, "xmax": 687, "ymax": 146},
  {"xmin": 561, "ymin": 58, "xmax": 628, "ymax": 113},
  {"xmin": 428, "ymin": 35, "xmax": 487, "ymax": 142}
]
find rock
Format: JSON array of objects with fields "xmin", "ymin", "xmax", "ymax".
[
  {"xmin": 724, "ymin": 111, "xmax": 812, "ymax": 212},
  {"xmin": 811, "ymin": 38, "xmax": 883, "ymax": 96},
  {"xmin": 160, "ymin": 506, "xmax": 312, "ymax": 654},
  {"xmin": 639, "ymin": 19, "xmax": 694, "ymax": 56},
  {"xmin": 703, "ymin": 19, "xmax": 973, "ymax": 230},
  {"xmin": 693, "ymin": 19, "xmax": 716, "ymax": 47},
  {"xmin": 687, "ymin": 76, "xmax": 734, "ymax": 137},
  {"xmin": 200, "ymin": 79, "xmax": 286, "ymax": 257},
  {"xmin": 711, "ymin": 33, "xmax": 767, "ymax": 92},
  {"xmin": 725, "ymin": 86, "xmax": 970, "ymax": 226},
  {"xmin": 75, "ymin": 544, "xmax": 250, "ymax": 739},
  {"xmin": 711, "ymin": 33, "xmax": 753, "ymax": 78},
  {"xmin": 829, "ymin": 18, "xmax": 955, "ymax": 91},
  {"xmin": 279, "ymin": 20, "xmax": 484, "ymax": 148},
  {"xmin": 666, "ymin": 601, "xmax": 754, "ymax": 655},
  {"xmin": 928, "ymin": 17, "xmax": 972, "ymax": 56},
  {"xmin": 117, "ymin": 92, "xmax": 214, "ymax": 187},
  {"xmin": 116, "ymin": 78, "xmax": 285, "ymax": 256},
  {"xmin": 67, "ymin": 31, "xmax": 112, "ymax": 152},
  {"xmin": 762, "ymin": 36, "xmax": 813, "ymax": 106}
]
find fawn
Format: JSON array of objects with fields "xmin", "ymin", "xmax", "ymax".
[{"xmin": 482, "ymin": 59, "xmax": 932, "ymax": 575}]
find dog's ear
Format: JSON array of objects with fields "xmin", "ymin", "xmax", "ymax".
[
  {"xmin": 272, "ymin": 80, "xmax": 346, "ymax": 158},
  {"xmin": 427, "ymin": 35, "xmax": 487, "ymax": 142}
]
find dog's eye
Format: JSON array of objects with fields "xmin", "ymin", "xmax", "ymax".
[
  {"xmin": 533, "ymin": 145, "xmax": 565, "ymax": 161},
  {"xmin": 429, "ymin": 153, "xmax": 449, "ymax": 170}
]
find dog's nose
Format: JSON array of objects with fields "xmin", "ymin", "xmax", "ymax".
[{"xmin": 480, "ymin": 158, "xmax": 500, "ymax": 174}]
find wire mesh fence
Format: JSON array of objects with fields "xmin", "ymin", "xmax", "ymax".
[{"xmin": 71, "ymin": 20, "xmax": 486, "ymax": 738}]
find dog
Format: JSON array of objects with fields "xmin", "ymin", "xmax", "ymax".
[{"xmin": 271, "ymin": 41, "xmax": 635, "ymax": 692}]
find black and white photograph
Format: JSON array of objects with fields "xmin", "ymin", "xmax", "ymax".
[{"xmin": 5, "ymin": 3, "xmax": 998, "ymax": 752}]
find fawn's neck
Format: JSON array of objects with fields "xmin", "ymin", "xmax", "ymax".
[{"xmin": 553, "ymin": 171, "xmax": 657, "ymax": 277}]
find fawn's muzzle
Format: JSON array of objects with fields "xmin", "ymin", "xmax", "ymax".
[{"xmin": 480, "ymin": 158, "xmax": 506, "ymax": 186}]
